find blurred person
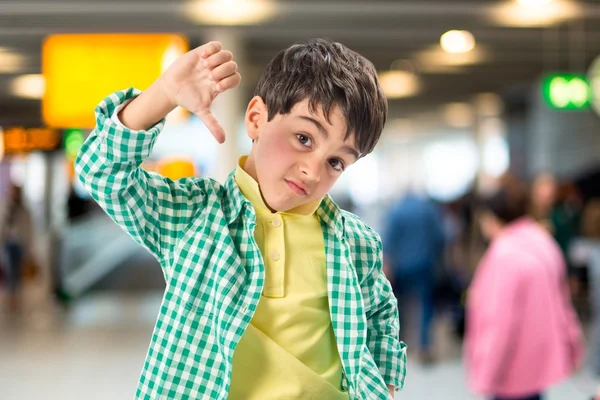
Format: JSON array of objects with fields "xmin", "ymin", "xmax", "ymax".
[
  {"xmin": 75, "ymin": 39, "xmax": 405, "ymax": 399},
  {"xmin": 438, "ymin": 201, "xmax": 471, "ymax": 339},
  {"xmin": 577, "ymin": 199, "xmax": 600, "ymax": 375},
  {"xmin": 530, "ymin": 174, "xmax": 587, "ymax": 301},
  {"xmin": 529, "ymin": 174, "xmax": 583, "ymax": 255},
  {"xmin": 529, "ymin": 174, "xmax": 585, "ymax": 296},
  {"xmin": 551, "ymin": 182, "xmax": 583, "ymax": 260},
  {"xmin": 553, "ymin": 182, "xmax": 586, "ymax": 307},
  {"xmin": 383, "ymin": 191, "xmax": 445, "ymax": 363},
  {"xmin": 0, "ymin": 183, "xmax": 33, "ymax": 311},
  {"xmin": 465, "ymin": 186, "xmax": 584, "ymax": 400},
  {"xmin": 529, "ymin": 172, "xmax": 558, "ymax": 232}
]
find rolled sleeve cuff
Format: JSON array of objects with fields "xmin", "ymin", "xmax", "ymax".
[
  {"xmin": 380, "ymin": 340, "xmax": 407, "ymax": 390},
  {"xmin": 95, "ymin": 87, "xmax": 166, "ymax": 164}
]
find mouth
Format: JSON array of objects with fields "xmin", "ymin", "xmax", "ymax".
[{"xmin": 285, "ymin": 180, "xmax": 308, "ymax": 196}]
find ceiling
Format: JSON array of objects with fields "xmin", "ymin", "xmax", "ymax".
[{"xmin": 1, "ymin": 0, "xmax": 600, "ymax": 127}]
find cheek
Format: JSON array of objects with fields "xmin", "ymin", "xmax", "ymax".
[
  {"xmin": 258, "ymin": 133, "xmax": 295, "ymax": 177},
  {"xmin": 265, "ymin": 134, "xmax": 295, "ymax": 161},
  {"xmin": 270, "ymin": 134, "xmax": 294, "ymax": 157}
]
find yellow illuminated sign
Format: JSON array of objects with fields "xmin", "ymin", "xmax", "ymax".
[
  {"xmin": 2, "ymin": 127, "xmax": 61, "ymax": 154},
  {"xmin": 42, "ymin": 34, "xmax": 188, "ymax": 128}
]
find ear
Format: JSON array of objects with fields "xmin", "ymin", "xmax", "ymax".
[{"xmin": 245, "ymin": 96, "xmax": 267, "ymax": 141}]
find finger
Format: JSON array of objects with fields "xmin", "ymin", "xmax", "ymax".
[
  {"xmin": 196, "ymin": 109, "xmax": 226, "ymax": 144},
  {"xmin": 203, "ymin": 50, "xmax": 233, "ymax": 69},
  {"xmin": 216, "ymin": 72, "xmax": 241, "ymax": 92},
  {"xmin": 211, "ymin": 61, "xmax": 238, "ymax": 81},
  {"xmin": 196, "ymin": 41, "xmax": 222, "ymax": 59}
]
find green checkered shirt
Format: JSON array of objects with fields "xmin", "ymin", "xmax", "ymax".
[{"xmin": 75, "ymin": 88, "xmax": 407, "ymax": 399}]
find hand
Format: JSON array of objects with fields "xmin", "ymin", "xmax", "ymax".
[{"xmin": 158, "ymin": 41, "xmax": 241, "ymax": 143}]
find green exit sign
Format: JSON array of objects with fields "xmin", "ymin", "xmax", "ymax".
[{"xmin": 542, "ymin": 74, "xmax": 591, "ymax": 110}]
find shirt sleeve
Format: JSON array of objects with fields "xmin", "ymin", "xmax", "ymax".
[
  {"xmin": 362, "ymin": 234, "xmax": 407, "ymax": 390},
  {"xmin": 74, "ymin": 88, "xmax": 211, "ymax": 278}
]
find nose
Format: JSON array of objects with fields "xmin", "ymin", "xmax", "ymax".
[{"xmin": 299, "ymin": 156, "xmax": 322, "ymax": 182}]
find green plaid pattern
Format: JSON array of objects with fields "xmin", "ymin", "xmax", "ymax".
[{"xmin": 75, "ymin": 88, "xmax": 407, "ymax": 400}]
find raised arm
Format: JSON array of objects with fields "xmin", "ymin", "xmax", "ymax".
[{"xmin": 75, "ymin": 42, "xmax": 241, "ymax": 279}]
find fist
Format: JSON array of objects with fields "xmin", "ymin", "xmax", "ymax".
[{"xmin": 158, "ymin": 41, "xmax": 241, "ymax": 143}]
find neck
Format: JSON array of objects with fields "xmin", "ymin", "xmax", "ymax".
[
  {"xmin": 243, "ymin": 152, "xmax": 259, "ymax": 182},
  {"xmin": 240, "ymin": 152, "xmax": 277, "ymax": 213}
]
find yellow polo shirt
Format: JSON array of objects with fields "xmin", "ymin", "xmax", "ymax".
[{"xmin": 228, "ymin": 157, "xmax": 348, "ymax": 399}]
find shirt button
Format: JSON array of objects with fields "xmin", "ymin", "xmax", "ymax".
[
  {"xmin": 272, "ymin": 219, "xmax": 282, "ymax": 227},
  {"xmin": 270, "ymin": 251, "xmax": 280, "ymax": 261}
]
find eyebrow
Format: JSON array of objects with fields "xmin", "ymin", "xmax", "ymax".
[
  {"xmin": 299, "ymin": 115, "xmax": 328, "ymax": 138},
  {"xmin": 297, "ymin": 115, "xmax": 360, "ymax": 160}
]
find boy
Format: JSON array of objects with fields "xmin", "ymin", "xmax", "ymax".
[{"xmin": 75, "ymin": 38, "xmax": 406, "ymax": 399}]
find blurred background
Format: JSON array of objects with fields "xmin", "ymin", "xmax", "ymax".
[{"xmin": 1, "ymin": 0, "xmax": 600, "ymax": 399}]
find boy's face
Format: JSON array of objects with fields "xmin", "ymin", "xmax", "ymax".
[{"xmin": 244, "ymin": 97, "xmax": 360, "ymax": 212}]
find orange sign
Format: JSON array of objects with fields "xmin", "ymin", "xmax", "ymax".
[{"xmin": 2, "ymin": 127, "xmax": 61, "ymax": 154}]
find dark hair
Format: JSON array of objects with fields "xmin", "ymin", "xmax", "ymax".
[
  {"xmin": 254, "ymin": 38, "xmax": 387, "ymax": 157},
  {"xmin": 479, "ymin": 188, "xmax": 527, "ymax": 224}
]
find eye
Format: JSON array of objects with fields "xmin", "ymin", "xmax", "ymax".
[
  {"xmin": 296, "ymin": 133, "xmax": 312, "ymax": 147},
  {"xmin": 328, "ymin": 158, "xmax": 345, "ymax": 172}
]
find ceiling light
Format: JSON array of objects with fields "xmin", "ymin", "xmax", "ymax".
[
  {"xmin": 490, "ymin": 1, "xmax": 581, "ymax": 27},
  {"xmin": 390, "ymin": 59, "xmax": 417, "ymax": 74},
  {"xmin": 475, "ymin": 93, "xmax": 504, "ymax": 117},
  {"xmin": 517, "ymin": 0, "xmax": 553, "ymax": 7},
  {"xmin": 10, "ymin": 74, "xmax": 45, "ymax": 99},
  {"xmin": 185, "ymin": 0, "xmax": 276, "ymax": 25},
  {"xmin": 415, "ymin": 45, "xmax": 489, "ymax": 70},
  {"xmin": 440, "ymin": 30, "xmax": 476, "ymax": 54},
  {"xmin": 0, "ymin": 48, "xmax": 26, "ymax": 73},
  {"xmin": 378, "ymin": 70, "xmax": 421, "ymax": 99},
  {"xmin": 443, "ymin": 102, "xmax": 474, "ymax": 128}
]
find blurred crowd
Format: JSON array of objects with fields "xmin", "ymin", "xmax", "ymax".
[
  {"xmin": 0, "ymin": 183, "xmax": 35, "ymax": 312},
  {"xmin": 383, "ymin": 172, "xmax": 600, "ymax": 399}
]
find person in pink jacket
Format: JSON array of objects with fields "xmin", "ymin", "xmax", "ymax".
[{"xmin": 465, "ymin": 187, "xmax": 584, "ymax": 400}]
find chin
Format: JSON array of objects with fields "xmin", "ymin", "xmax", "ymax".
[{"xmin": 275, "ymin": 200, "xmax": 296, "ymax": 212}]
